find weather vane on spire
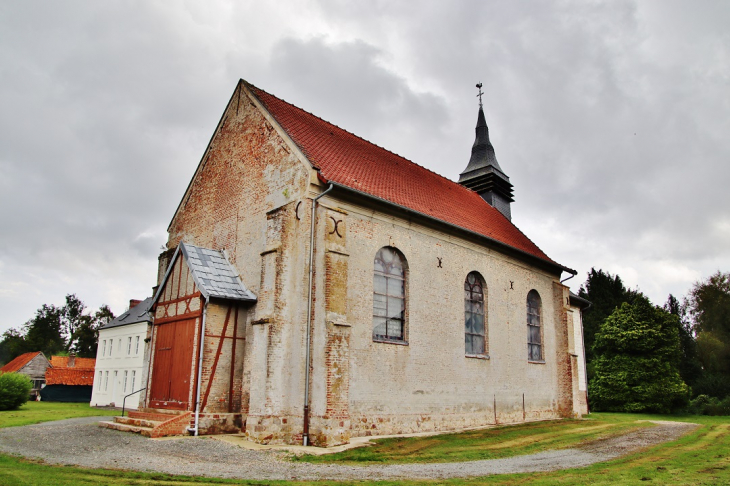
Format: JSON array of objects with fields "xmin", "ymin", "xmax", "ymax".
[{"xmin": 476, "ymin": 82, "xmax": 483, "ymax": 108}]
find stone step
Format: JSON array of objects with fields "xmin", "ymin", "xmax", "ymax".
[
  {"xmin": 139, "ymin": 407, "xmax": 186, "ymax": 416},
  {"xmin": 127, "ymin": 411, "xmax": 179, "ymax": 422},
  {"xmin": 114, "ymin": 416, "xmax": 161, "ymax": 428},
  {"xmin": 99, "ymin": 421, "xmax": 153, "ymax": 437}
]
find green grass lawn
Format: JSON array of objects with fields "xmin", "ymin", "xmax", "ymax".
[
  {"xmin": 0, "ymin": 401, "xmax": 118, "ymax": 429},
  {"xmin": 293, "ymin": 413, "xmax": 653, "ymax": 464},
  {"xmin": 0, "ymin": 412, "xmax": 728, "ymax": 485}
]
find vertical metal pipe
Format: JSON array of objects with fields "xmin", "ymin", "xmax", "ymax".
[
  {"xmin": 580, "ymin": 303, "xmax": 592, "ymax": 414},
  {"xmin": 303, "ymin": 183, "xmax": 333, "ymax": 446},
  {"xmin": 193, "ymin": 301, "xmax": 208, "ymax": 436}
]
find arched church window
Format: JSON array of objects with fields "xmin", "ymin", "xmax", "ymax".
[
  {"xmin": 465, "ymin": 272, "xmax": 487, "ymax": 356},
  {"xmin": 527, "ymin": 290, "xmax": 543, "ymax": 361},
  {"xmin": 373, "ymin": 247, "xmax": 406, "ymax": 343}
]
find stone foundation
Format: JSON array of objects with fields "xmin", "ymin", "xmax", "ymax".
[
  {"xmin": 245, "ymin": 414, "xmax": 303, "ymax": 444},
  {"xmin": 308, "ymin": 416, "xmax": 351, "ymax": 447},
  {"xmin": 196, "ymin": 413, "xmax": 244, "ymax": 435}
]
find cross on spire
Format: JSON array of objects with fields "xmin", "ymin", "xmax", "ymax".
[{"xmin": 476, "ymin": 82, "xmax": 483, "ymax": 108}]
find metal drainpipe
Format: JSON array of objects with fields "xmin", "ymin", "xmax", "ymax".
[
  {"xmin": 303, "ymin": 183, "xmax": 334, "ymax": 447},
  {"xmin": 580, "ymin": 301, "xmax": 592, "ymax": 413},
  {"xmin": 193, "ymin": 301, "xmax": 209, "ymax": 436}
]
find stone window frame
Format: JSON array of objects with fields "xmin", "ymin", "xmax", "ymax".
[
  {"xmin": 465, "ymin": 271, "xmax": 489, "ymax": 359},
  {"xmin": 527, "ymin": 289, "xmax": 544, "ymax": 363},
  {"xmin": 372, "ymin": 246, "xmax": 408, "ymax": 345}
]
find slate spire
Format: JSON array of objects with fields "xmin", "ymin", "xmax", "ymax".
[{"xmin": 458, "ymin": 104, "xmax": 514, "ymax": 220}]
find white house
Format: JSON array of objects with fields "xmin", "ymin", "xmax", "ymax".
[{"xmin": 91, "ymin": 297, "xmax": 152, "ymax": 409}]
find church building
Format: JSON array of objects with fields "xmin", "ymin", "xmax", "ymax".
[{"xmin": 142, "ymin": 79, "xmax": 589, "ymax": 446}]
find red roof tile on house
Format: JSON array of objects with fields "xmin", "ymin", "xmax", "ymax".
[
  {"xmin": 247, "ymin": 83, "xmax": 562, "ymax": 269},
  {"xmin": 49, "ymin": 356, "xmax": 96, "ymax": 369},
  {"xmin": 45, "ymin": 367, "xmax": 95, "ymax": 386},
  {"xmin": 1, "ymin": 352, "xmax": 41, "ymax": 373}
]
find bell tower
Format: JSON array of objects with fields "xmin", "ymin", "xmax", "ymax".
[{"xmin": 458, "ymin": 83, "xmax": 514, "ymax": 220}]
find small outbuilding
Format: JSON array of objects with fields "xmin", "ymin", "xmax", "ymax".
[
  {"xmin": 0, "ymin": 351, "xmax": 51, "ymax": 399},
  {"xmin": 40, "ymin": 354, "xmax": 96, "ymax": 402}
]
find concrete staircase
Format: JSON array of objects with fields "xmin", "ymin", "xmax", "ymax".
[{"xmin": 100, "ymin": 408, "xmax": 192, "ymax": 438}]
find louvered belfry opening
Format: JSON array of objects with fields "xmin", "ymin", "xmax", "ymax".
[{"xmin": 458, "ymin": 106, "xmax": 514, "ymax": 220}]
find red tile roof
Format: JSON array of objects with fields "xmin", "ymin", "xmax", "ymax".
[
  {"xmin": 1, "ymin": 352, "xmax": 41, "ymax": 373},
  {"xmin": 49, "ymin": 356, "xmax": 96, "ymax": 369},
  {"xmin": 247, "ymin": 82, "xmax": 563, "ymax": 269},
  {"xmin": 45, "ymin": 367, "xmax": 95, "ymax": 386}
]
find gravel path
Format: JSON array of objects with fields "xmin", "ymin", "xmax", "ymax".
[{"xmin": 0, "ymin": 417, "xmax": 698, "ymax": 481}]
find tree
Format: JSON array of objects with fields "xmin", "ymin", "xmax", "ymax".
[
  {"xmin": 62, "ymin": 294, "xmax": 86, "ymax": 351},
  {"xmin": 687, "ymin": 271, "xmax": 730, "ymax": 398},
  {"xmin": 578, "ymin": 268, "xmax": 640, "ymax": 363},
  {"xmin": 71, "ymin": 304, "xmax": 114, "ymax": 358},
  {"xmin": 0, "ymin": 329, "xmax": 29, "ymax": 366},
  {"xmin": 23, "ymin": 304, "xmax": 65, "ymax": 358},
  {"xmin": 0, "ymin": 294, "xmax": 114, "ymax": 363},
  {"xmin": 665, "ymin": 294, "xmax": 703, "ymax": 389},
  {"xmin": 589, "ymin": 297, "xmax": 689, "ymax": 413}
]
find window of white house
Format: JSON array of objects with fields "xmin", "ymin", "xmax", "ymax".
[
  {"xmin": 465, "ymin": 272, "xmax": 487, "ymax": 356},
  {"xmin": 97, "ymin": 371, "xmax": 102, "ymax": 390},
  {"xmin": 118, "ymin": 339, "xmax": 121, "ymax": 353},
  {"xmin": 109, "ymin": 339, "xmax": 113, "ymax": 356},
  {"xmin": 131, "ymin": 370, "xmax": 136, "ymax": 392},
  {"xmin": 123, "ymin": 370, "xmax": 128, "ymax": 393},
  {"xmin": 104, "ymin": 371, "xmax": 109, "ymax": 391},
  {"xmin": 102, "ymin": 340, "xmax": 106, "ymax": 357},
  {"xmin": 127, "ymin": 336, "xmax": 132, "ymax": 355},
  {"xmin": 135, "ymin": 336, "xmax": 140, "ymax": 355},
  {"xmin": 527, "ymin": 290, "xmax": 543, "ymax": 361},
  {"xmin": 373, "ymin": 246, "xmax": 407, "ymax": 343}
]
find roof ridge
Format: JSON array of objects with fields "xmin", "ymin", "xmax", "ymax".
[
  {"xmin": 241, "ymin": 79, "xmax": 570, "ymax": 273},
  {"xmin": 244, "ymin": 81, "xmax": 470, "ymax": 190}
]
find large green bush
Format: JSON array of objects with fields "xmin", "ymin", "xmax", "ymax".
[
  {"xmin": 688, "ymin": 394, "xmax": 730, "ymax": 416},
  {"xmin": 589, "ymin": 298, "xmax": 690, "ymax": 413},
  {"xmin": 0, "ymin": 372, "xmax": 32, "ymax": 410}
]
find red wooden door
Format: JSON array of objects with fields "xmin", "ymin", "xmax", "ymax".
[{"xmin": 149, "ymin": 319, "xmax": 196, "ymax": 410}]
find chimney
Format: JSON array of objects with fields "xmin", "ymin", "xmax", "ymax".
[
  {"xmin": 68, "ymin": 352, "xmax": 76, "ymax": 368},
  {"xmin": 129, "ymin": 299, "xmax": 143, "ymax": 310}
]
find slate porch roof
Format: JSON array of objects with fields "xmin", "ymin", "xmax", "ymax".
[
  {"xmin": 101, "ymin": 297, "xmax": 153, "ymax": 330},
  {"xmin": 154, "ymin": 242, "xmax": 257, "ymax": 304},
  {"xmin": 245, "ymin": 81, "xmax": 572, "ymax": 273},
  {"xmin": 1, "ymin": 351, "xmax": 43, "ymax": 373}
]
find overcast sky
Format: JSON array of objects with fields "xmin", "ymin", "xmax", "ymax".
[{"xmin": 1, "ymin": 1, "xmax": 728, "ymax": 333}]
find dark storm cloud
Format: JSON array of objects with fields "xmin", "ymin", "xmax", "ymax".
[{"xmin": 265, "ymin": 37, "xmax": 451, "ymax": 163}]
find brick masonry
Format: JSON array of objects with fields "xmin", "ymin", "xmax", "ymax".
[{"xmin": 149, "ymin": 81, "xmax": 588, "ymax": 444}]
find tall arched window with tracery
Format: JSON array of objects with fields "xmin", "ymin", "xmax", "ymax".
[
  {"xmin": 373, "ymin": 247, "xmax": 406, "ymax": 343},
  {"xmin": 465, "ymin": 272, "xmax": 487, "ymax": 356},
  {"xmin": 527, "ymin": 290, "xmax": 543, "ymax": 361}
]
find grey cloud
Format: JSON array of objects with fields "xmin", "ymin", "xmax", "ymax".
[{"xmin": 0, "ymin": 0, "xmax": 728, "ymax": 331}]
